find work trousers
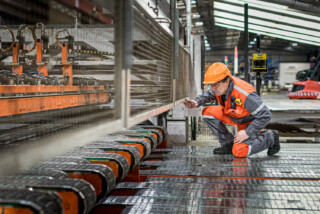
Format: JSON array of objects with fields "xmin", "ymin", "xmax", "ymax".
[{"xmin": 202, "ymin": 106, "xmax": 274, "ymax": 158}]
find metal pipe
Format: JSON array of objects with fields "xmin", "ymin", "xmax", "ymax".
[
  {"xmin": 170, "ymin": 0, "xmax": 175, "ymax": 30},
  {"xmin": 186, "ymin": 0, "xmax": 191, "ymax": 47},
  {"xmin": 173, "ymin": 3, "xmax": 179, "ymax": 80},
  {"xmin": 244, "ymin": 3, "xmax": 249, "ymax": 83},
  {"xmin": 191, "ymin": 117, "xmax": 196, "ymax": 140},
  {"xmin": 256, "ymin": 34, "xmax": 261, "ymax": 96},
  {"xmin": 256, "ymin": 72, "xmax": 261, "ymax": 96},
  {"xmin": 201, "ymin": 36, "xmax": 205, "ymax": 89},
  {"xmin": 114, "ymin": 0, "xmax": 133, "ymax": 127},
  {"xmin": 257, "ymin": 34, "xmax": 261, "ymax": 53}
]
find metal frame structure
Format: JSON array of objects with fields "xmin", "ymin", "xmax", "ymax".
[{"xmin": 0, "ymin": 0, "xmax": 191, "ymax": 176}]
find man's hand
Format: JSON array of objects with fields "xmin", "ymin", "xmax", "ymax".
[
  {"xmin": 184, "ymin": 99, "xmax": 198, "ymax": 109},
  {"xmin": 234, "ymin": 130, "xmax": 249, "ymax": 144}
]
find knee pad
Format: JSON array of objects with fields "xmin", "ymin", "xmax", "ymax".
[{"xmin": 232, "ymin": 143, "xmax": 249, "ymax": 158}]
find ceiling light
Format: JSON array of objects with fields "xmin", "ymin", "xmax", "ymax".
[
  {"xmin": 219, "ymin": 0, "xmax": 320, "ymax": 22},
  {"xmin": 206, "ymin": 47, "xmax": 212, "ymax": 51},
  {"xmin": 215, "ymin": 23, "xmax": 320, "ymax": 46},
  {"xmin": 214, "ymin": 10, "xmax": 320, "ymax": 38},
  {"xmin": 215, "ymin": 17, "xmax": 320, "ymax": 43},
  {"xmin": 195, "ymin": 21, "xmax": 204, "ymax": 26},
  {"xmin": 191, "ymin": 0, "xmax": 197, "ymax": 4},
  {"xmin": 192, "ymin": 14, "xmax": 201, "ymax": 18},
  {"xmin": 214, "ymin": 2, "xmax": 320, "ymax": 30},
  {"xmin": 292, "ymin": 43, "xmax": 298, "ymax": 46},
  {"xmin": 205, "ymin": 43, "xmax": 210, "ymax": 47}
]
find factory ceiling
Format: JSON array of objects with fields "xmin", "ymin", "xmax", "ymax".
[{"xmin": 177, "ymin": 0, "xmax": 320, "ymax": 55}]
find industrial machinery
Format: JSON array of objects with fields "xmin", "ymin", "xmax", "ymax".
[
  {"xmin": 288, "ymin": 54, "xmax": 320, "ymax": 99},
  {"xmin": 0, "ymin": 24, "xmax": 111, "ymax": 117},
  {"xmin": 0, "ymin": 0, "xmax": 190, "ymax": 213}
]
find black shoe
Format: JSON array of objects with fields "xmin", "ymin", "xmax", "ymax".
[
  {"xmin": 213, "ymin": 142, "xmax": 233, "ymax": 155},
  {"xmin": 267, "ymin": 130, "xmax": 280, "ymax": 156}
]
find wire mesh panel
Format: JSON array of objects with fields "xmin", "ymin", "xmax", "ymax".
[
  {"xmin": 0, "ymin": 0, "xmax": 118, "ymax": 172},
  {"xmin": 188, "ymin": 117, "xmax": 235, "ymax": 142},
  {"xmin": 130, "ymin": 3, "xmax": 173, "ymax": 115},
  {"xmin": 176, "ymin": 46, "xmax": 190, "ymax": 100}
]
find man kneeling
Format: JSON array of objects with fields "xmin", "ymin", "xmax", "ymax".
[{"xmin": 184, "ymin": 62, "xmax": 280, "ymax": 157}]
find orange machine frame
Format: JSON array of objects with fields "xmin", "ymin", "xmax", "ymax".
[
  {"xmin": 12, "ymin": 43, "xmax": 23, "ymax": 75},
  {"xmin": 62, "ymin": 44, "xmax": 73, "ymax": 85},
  {"xmin": 1, "ymin": 37, "xmax": 109, "ymax": 118},
  {"xmin": 36, "ymin": 39, "xmax": 48, "ymax": 76},
  {"xmin": 0, "ymin": 85, "xmax": 108, "ymax": 117}
]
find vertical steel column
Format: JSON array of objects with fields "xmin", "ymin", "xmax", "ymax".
[
  {"xmin": 172, "ymin": 0, "xmax": 179, "ymax": 103},
  {"xmin": 186, "ymin": 0, "xmax": 191, "ymax": 47},
  {"xmin": 257, "ymin": 34, "xmax": 261, "ymax": 53},
  {"xmin": 170, "ymin": 0, "xmax": 175, "ymax": 30},
  {"xmin": 115, "ymin": 0, "xmax": 133, "ymax": 127},
  {"xmin": 201, "ymin": 36, "xmax": 205, "ymax": 90},
  {"xmin": 191, "ymin": 117, "xmax": 196, "ymax": 140},
  {"xmin": 244, "ymin": 3, "xmax": 250, "ymax": 83},
  {"xmin": 256, "ymin": 35, "xmax": 261, "ymax": 96}
]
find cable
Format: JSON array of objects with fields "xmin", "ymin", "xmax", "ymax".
[
  {"xmin": 0, "ymin": 25, "xmax": 15, "ymax": 52},
  {"xmin": 55, "ymin": 29, "xmax": 70, "ymax": 48},
  {"xmin": 17, "ymin": 24, "xmax": 36, "ymax": 53}
]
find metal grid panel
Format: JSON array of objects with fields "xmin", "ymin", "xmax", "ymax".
[
  {"xmin": 140, "ymin": 145, "xmax": 320, "ymax": 179},
  {"xmin": 131, "ymin": 4, "xmax": 173, "ymax": 115},
  {"xmin": 0, "ymin": 0, "xmax": 121, "ymax": 175},
  {"xmin": 176, "ymin": 47, "xmax": 190, "ymax": 100},
  {"xmin": 102, "ymin": 195, "xmax": 320, "ymax": 212},
  {"xmin": 99, "ymin": 142, "xmax": 320, "ymax": 213},
  {"xmin": 189, "ymin": 117, "xmax": 235, "ymax": 142}
]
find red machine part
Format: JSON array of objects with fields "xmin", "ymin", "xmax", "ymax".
[{"xmin": 288, "ymin": 80, "xmax": 320, "ymax": 99}]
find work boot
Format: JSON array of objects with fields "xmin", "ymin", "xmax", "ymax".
[
  {"xmin": 267, "ymin": 130, "xmax": 280, "ymax": 156},
  {"xmin": 213, "ymin": 142, "xmax": 233, "ymax": 155}
]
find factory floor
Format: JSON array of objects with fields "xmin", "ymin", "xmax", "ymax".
[
  {"xmin": 97, "ymin": 91, "xmax": 320, "ymax": 213},
  {"xmin": 106, "ymin": 141, "xmax": 320, "ymax": 213}
]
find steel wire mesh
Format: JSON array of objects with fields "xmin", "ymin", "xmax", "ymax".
[
  {"xmin": 130, "ymin": 4, "xmax": 173, "ymax": 115},
  {"xmin": 176, "ymin": 47, "xmax": 190, "ymax": 100}
]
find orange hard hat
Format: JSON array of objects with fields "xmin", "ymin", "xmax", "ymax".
[{"xmin": 203, "ymin": 62, "xmax": 231, "ymax": 84}]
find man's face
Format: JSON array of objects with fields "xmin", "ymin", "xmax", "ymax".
[{"xmin": 210, "ymin": 79, "xmax": 229, "ymax": 96}]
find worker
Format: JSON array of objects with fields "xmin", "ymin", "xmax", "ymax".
[{"xmin": 184, "ymin": 62, "xmax": 280, "ymax": 157}]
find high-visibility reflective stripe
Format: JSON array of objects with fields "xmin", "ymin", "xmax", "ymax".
[
  {"xmin": 251, "ymin": 103, "xmax": 266, "ymax": 116},
  {"xmin": 234, "ymin": 85, "xmax": 249, "ymax": 96},
  {"xmin": 247, "ymin": 145, "xmax": 252, "ymax": 156},
  {"xmin": 202, "ymin": 115, "xmax": 217, "ymax": 119}
]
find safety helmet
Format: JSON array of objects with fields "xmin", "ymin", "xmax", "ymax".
[{"xmin": 203, "ymin": 62, "xmax": 231, "ymax": 84}]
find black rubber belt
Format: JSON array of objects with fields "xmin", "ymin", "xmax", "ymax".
[
  {"xmin": 62, "ymin": 148, "xmax": 130, "ymax": 182},
  {"xmin": 83, "ymin": 143, "xmax": 141, "ymax": 170},
  {"xmin": 0, "ymin": 176, "xmax": 96, "ymax": 214},
  {"xmin": 34, "ymin": 163, "xmax": 116, "ymax": 200},
  {"xmin": 0, "ymin": 189, "xmax": 63, "ymax": 214}
]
